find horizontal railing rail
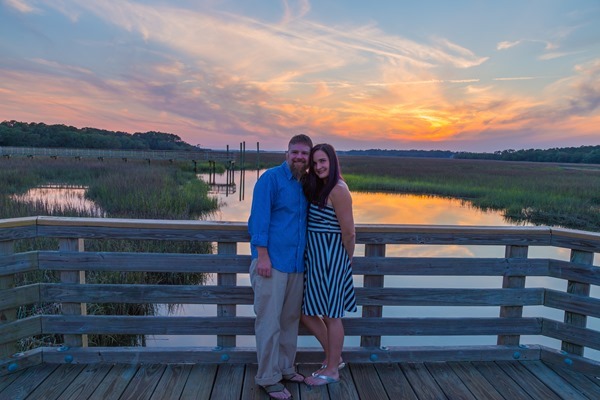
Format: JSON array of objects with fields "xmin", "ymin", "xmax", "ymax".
[
  {"xmin": 0, "ymin": 217, "xmax": 599, "ymax": 376},
  {"xmin": 0, "ymin": 146, "xmax": 235, "ymax": 162}
]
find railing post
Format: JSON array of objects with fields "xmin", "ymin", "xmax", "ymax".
[
  {"xmin": 0, "ymin": 240, "xmax": 18, "ymax": 358},
  {"xmin": 217, "ymin": 241, "xmax": 237, "ymax": 347},
  {"xmin": 562, "ymin": 249, "xmax": 594, "ymax": 356},
  {"xmin": 59, "ymin": 238, "xmax": 88, "ymax": 348},
  {"xmin": 361, "ymin": 244, "xmax": 385, "ymax": 348},
  {"xmin": 497, "ymin": 245, "xmax": 528, "ymax": 345}
]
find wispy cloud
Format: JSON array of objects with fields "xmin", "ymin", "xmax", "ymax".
[
  {"xmin": 497, "ymin": 38, "xmax": 555, "ymax": 51},
  {"xmin": 3, "ymin": 0, "xmax": 37, "ymax": 13},
  {"xmin": 493, "ymin": 77, "xmax": 538, "ymax": 81}
]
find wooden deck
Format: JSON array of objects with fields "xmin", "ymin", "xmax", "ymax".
[{"xmin": 1, "ymin": 360, "xmax": 598, "ymax": 400}]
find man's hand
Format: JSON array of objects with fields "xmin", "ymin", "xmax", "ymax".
[
  {"xmin": 256, "ymin": 247, "xmax": 272, "ymax": 277},
  {"xmin": 256, "ymin": 257, "xmax": 272, "ymax": 277}
]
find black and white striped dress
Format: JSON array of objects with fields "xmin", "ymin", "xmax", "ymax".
[{"xmin": 302, "ymin": 203, "xmax": 357, "ymax": 318}]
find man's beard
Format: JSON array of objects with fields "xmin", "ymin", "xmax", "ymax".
[{"xmin": 290, "ymin": 161, "xmax": 307, "ymax": 179}]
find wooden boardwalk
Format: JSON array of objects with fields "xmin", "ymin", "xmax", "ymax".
[
  {"xmin": 2, "ymin": 219, "xmax": 600, "ymax": 399},
  {"xmin": 0, "ymin": 361, "xmax": 598, "ymax": 400}
]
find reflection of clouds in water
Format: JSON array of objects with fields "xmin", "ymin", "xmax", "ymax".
[
  {"xmin": 386, "ymin": 244, "xmax": 478, "ymax": 258},
  {"xmin": 11, "ymin": 187, "xmax": 105, "ymax": 217},
  {"xmin": 352, "ymin": 192, "xmax": 510, "ymax": 226},
  {"xmin": 201, "ymin": 171, "xmax": 568, "ymax": 261},
  {"xmin": 202, "ymin": 171, "xmax": 514, "ymax": 227}
]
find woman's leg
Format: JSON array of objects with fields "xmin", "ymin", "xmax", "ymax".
[
  {"xmin": 301, "ymin": 314, "xmax": 329, "ymax": 375},
  {"xmin": 322, "ymin": 317, "xmax": 344, "ymax": 377},
  {"xmin": 301, "ymin": 314, "xmax": 328, "ymax": 352},
  {"xmin": 304, "ymin": 317, "xmax": 344, "ymax": 385}
]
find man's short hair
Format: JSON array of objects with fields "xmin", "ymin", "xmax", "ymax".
[{"xmin": 288, "ymin": 134, "xmax": 313, "ymax": 149}]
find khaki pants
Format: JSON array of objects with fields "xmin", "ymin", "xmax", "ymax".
[{"xmin": 250, "ymin": 259, "xmax": 304, "ymax": 386}]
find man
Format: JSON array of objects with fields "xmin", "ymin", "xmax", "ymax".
[{"xmin": 248, "ymin": 134, "xmax": 313, "ymax": 400}]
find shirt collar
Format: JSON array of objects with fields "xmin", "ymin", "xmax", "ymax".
[{"xmin": 282, "ymin": 161, "xmax": 294, "ymax": 180}]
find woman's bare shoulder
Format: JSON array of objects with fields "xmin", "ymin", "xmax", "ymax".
[{"xmin": 330, "ymin": 180, "xmax": 351, "ymax": 201}]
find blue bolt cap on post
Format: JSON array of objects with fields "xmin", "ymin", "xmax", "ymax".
[
  {"xmin": 564, "ymin": 358, "xmax": 573, "ymax": 365},
  {"xmin": 370, "ymin": 354, "xmax": 378, "ymax": 362},
  {"xmin": 64, "ymin": 355, "xmax": 74, "ymax": 363},
  {"xmin": 7, "ymin": 363, "xmax": 18, "ymax": 372},
  {"xmin": 512, "ymin": 352, "xmax": 520, "ymax": 359},
  {"xmin": 221, "ymin": 354, "xmax": 230, "ymax": 362}
]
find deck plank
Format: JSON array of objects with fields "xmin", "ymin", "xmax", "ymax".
[
  {"xmin": 375, "ymin": 363, "xmax": 418, "ymax": 400},
  {"xmin": 180, "ymin": 364, "xmax": 218, "ymax": 400},
  {"xmin": 0, "ymin": 368, "xmax": 24, "ymax": 392},
  {"xmin": 240, "ymin": 363, "xmax": 269, "ymax": 400},
  {"xmin": 210, "ymin": 364, "xmax": 245, "ymax": 400},
  {"xmin": 27, "ymin": 364, "xmax": 86, "ymax": 399},
  {"xmin": 87, "ymin": 364, "xmax": 139, "ymax": 400},
  {"xmin": 471, "ymin": 361, "xmax": 534, "ymax": 399},
  {"xmin": 119, "ymin": 363, "xmax": 165, "ymax": 400},
  {"xmin": 546, "ymin": 364, "xmax": 600, "ymax": 399},
  {"xmin": 400, "ymin": 362, "xmax": 448, "ymax": 399},
  {"xmin": 521, "ymin": 361, "xmax": 589, "ymax": 400},
  {"xmin": 149, "ymin": 363, "xmax": 193, "ymax": 400},
  {"xmin": 495, "ymin": 361, "xmax": 563, "ymax": 400},
  {"xmin": 339, "ymin": 364, "xmax": 375, "ymax": 400},
  {"xmin": 0, "ymin": 363, "xmax": 59, "ymax": 400},
  {"xmin": 447, "ymin": 361, "xmax": 504, "ymax": 400},
  {"xmin": 58, "ymin": 363, "xmax": 113, "ymax": 400},
  {"xmin": 425, "ymin": 362, "xmax": 477, "ymax": 400}
]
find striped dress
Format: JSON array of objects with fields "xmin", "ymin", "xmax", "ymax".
[{"xmin": 302, "ymin": 203, "xmax": 357, "ymax": 318}]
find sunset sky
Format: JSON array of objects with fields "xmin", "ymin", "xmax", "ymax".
[{"xmin": 1, "ymin": 0, "xmax": 599, "ymax": 152}]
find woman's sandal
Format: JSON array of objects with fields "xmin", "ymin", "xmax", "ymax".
[
  {"xmin": 262, "ymin": 382, "xmax": 292, "ymax": 400},
  {"xmin": 311, "ymin": 361, "xmax": 346, "ymax": 377},
  {"xmin": 305, "ymin": 373, "xmax": 340, "ymax": 386}
]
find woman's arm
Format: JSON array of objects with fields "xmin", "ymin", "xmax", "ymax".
[{"xmin": 330, "ymin": 181, "xmax": 355, "ymax": 261}]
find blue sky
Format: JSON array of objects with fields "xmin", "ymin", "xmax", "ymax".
[{"xmin": 1, "ymin": 0, "xmax": 599, "ymax": 151}]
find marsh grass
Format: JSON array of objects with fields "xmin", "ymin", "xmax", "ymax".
[
  {"xmin": 340, "ymin": 156, "xmax": 600, "ymax": 231},
  {"xmin": 1, "ymin": 157, "xmax": 218, "ymax": 349},
  {"xmin": 242, "ymin": 151, "xmax": 600, "ymax": 230}
]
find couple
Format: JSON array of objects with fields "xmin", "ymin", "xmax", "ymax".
[{"xmin": 248, "ymin": 134, "xmax": 357, "ymax": 399}]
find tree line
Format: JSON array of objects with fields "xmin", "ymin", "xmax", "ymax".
[
  {"xmin": 2, "ymin": 120, "xmax": 599, "ymax": 164},
  {"xmin": 0, "ymin": 120, "xmax": 199, "ymax": 151},
  {"xmin": 455, "ymin": 146, "xmax": 600, "ymax": 164}
]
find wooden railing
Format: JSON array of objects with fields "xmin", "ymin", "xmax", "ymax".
[
  {"xmin": 0, "ymin": 146, "xmax": 234, "ymax": 162},
  {"xmin": 1, "ymin": 217, "xmax": 599, "ymax": 376}
]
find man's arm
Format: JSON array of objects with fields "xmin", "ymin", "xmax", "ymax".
[{"xmin": 249, "ymin": 172, "xmax": 274, "ymax": 277}]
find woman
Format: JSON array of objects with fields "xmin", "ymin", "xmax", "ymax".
[{"xmin": 301, "ymin": 143, "xmax": 357, "ymax": 386}]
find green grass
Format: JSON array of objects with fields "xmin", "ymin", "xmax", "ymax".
[
  {"xmin": 0, "ymin": 157, "xmax": 218, "ymax": 349},
  {"xmin": 241, "ymin": 151, "xmax": 600, "ymax": 231},
  {"xmin": 340, "ymin": 156, "xmax": 600, "ymax": 231}
]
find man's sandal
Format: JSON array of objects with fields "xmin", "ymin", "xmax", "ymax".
[
  {"xmin": 262, "ymin": 382, "xmax": 292, "ymax": 400},
  {"xmin": 282, "ymin": 372, "xmax": 305, "ymax": 383}
]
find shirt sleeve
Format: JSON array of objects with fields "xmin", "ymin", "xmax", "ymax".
[{"xmin": 248, "ymin": 172, "xmax": 273, "ymax": 248}]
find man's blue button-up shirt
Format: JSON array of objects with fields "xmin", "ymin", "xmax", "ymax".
[{"xmin": 248, "ymin": 161, "xmax": 308, "ymax": 273}]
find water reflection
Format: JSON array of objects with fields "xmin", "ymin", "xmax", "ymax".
[
  {"xmin": 199, "ymin": 170, "xmax": 571, "ymax": 261},
  {"xmin": 10, "ymin": 185, "xmax": 105, "ymax": 217},
  {"xmin": 202, "ymin": 170, "xmax": 517, "ymax": 225}
]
